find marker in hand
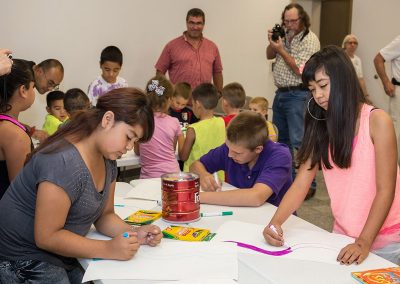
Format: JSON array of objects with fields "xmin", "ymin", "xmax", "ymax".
[
  {"xmin": 213, "ymin": 172, "xmax": 221, "ymax": 191},
  {"xmin": 269, "ymin": 224, "xmax": 289, "ymax": 247}
]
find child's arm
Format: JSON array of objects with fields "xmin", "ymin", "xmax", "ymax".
[
  {"xmin": 134, "ymin": 141, "xmax": 140, "ymax": 155},
  {"xmin": 263, "ymin": 159, "xmax": 317, "ymax": 246},
  {"xmin": 200, "ymin": 183, "xmax": 274, "ymax": 207},
  {"xmin": 337, "ymin": 110, "xmax": 397, "ymax": 265},
  {"xmin": 94, "ymin": 181, "xmax": 163, "ymax": 247},
  {"xmin": 176, "ymin": 133, "xmax": 185, "ymax": 156},
  {"xmin": 34, "ymin": 181, "xmax": 140, "ymax": 260},
  {"xmin": 3, "ymin": 128, "xmax": 31, "ymax": 181},
  {"xmin": 178, "ymin": 127, "xmax": 195, "ymax": 161}
]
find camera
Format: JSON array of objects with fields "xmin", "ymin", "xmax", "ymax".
[{"xmin": 271, "ymin": 24, "xmax": 285, "ymax": 42}]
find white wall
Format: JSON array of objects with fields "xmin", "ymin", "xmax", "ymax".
[
  {"xmin": 0, "ymin": 0, "xmax": 288, "ymax": 128},
  {"xmin": 351, "ymin": 0, "xmax": 400, "ymax": 111}
]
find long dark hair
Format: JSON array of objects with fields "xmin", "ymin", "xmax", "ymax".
[
  {"xmin": 297, "ymin": 45, "xmax": 366, "ymax": 170},
  {"xmin": 0, "ymin": 59, "xmax": 35, "ymax": 113},
  {"xmin": 27, "ymin": 88, "xmax": 154, "ymax": 161}
]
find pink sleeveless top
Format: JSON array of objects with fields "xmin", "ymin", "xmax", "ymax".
[{"xmin": 322, "ymin": 104, "xmax": 400, "ymax": 250}]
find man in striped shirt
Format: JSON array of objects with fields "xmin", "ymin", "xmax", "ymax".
[{"xmin": 155, "ymin": 8, "xmax": 223, "ymax": 94}]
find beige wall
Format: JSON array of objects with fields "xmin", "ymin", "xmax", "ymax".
[
  {"xmin": 351, "ymin": 0, "xmax": 400, "ymax": 111},
  {"xmin": 0, "ymin": 0, "xmax": 289, "ymax": 128}
]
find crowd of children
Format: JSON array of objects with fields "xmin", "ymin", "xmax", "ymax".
[{"xmin": 0, "ymin": 43, "xmax": 399, "ymax": 283}]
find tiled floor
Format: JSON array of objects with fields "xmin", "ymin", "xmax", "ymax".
[{"xmin": 118, "ymin": 168, "xmax": 334, "ymax": 232}]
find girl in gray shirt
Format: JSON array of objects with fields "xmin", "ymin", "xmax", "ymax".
[{"xmin": 0, "ymin": 88, "xmax": 162, "ymax": 283}]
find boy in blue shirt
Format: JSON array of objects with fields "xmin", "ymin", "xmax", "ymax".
[{"xmin": 190, "ymin": 111, "xmax": 292, "ymax": 207}]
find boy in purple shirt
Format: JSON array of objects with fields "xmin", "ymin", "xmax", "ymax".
[{"xmin": 190, "ymin": 111, "xmax": 292, "ymax": 207}]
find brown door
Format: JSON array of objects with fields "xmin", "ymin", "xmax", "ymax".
[{"xmin": 319, "ymin": 0, "xmax": 353, "ymax": 48}]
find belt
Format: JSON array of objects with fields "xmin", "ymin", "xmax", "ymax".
[
  {"xmin": 277, "ymin": 85, "xmax": 307, "ymax": 92},
  {"xmin": 392, "ymin": 78, "xmax": 400, "ymax": 86}
]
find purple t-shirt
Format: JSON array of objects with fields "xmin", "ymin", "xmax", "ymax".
[{"xmin": 199, "ymin": 140, "xmax": 292, "ymax": 207}]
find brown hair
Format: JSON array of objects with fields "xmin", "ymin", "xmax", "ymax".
[
  {"xmin": 227, "ymin": 111, "xmax": 269, "ymax": 150},
  {"xmin": 173, "ymin": 82, "xmax": 192, "ymax": 100},
  {"xmin": 222, "ymin": 82, "xmax": 246, "ymax": 109},
  {"xmin": 27, "ymin": 88, "xmax": 154, "ymax": 161},
  {"xmin": 146, "ymin": 74, "xmax": 174, "ymax": 112},
  {"xmin": 281, "ymin": 3, "xmax": 311, "ymax": 39},
  {"xmin": 192, "ymin": 83, "xmax": 219, "ymax": 110}
]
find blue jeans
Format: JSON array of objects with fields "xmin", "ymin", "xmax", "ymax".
[
  {"xmin": 0, "ymin": 259, "xmax": 84, "ymax": 284},
  {"xmin": 272, "ymin": 89, "xmax": 316, "ymax": 189}
]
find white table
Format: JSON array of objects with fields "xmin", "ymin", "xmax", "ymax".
[
  {"xmin": 80, "ymin": 181, "xmax": 395, "ymax": 284},
  {"xmin": 116, "ymin": 150, "xmax": 141, "ymax": 168}
]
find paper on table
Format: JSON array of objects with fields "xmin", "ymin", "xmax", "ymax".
[
  {"xmin": 126, "ymin": 178, "xmax": 162, "ymax": 202},
  {"xmin": 213, "ymin": 220, "xmax": 356, "ymax": 265},
  {"xmin": 82, "ymin": 241, "xmax": 238, "ymax": 282}
]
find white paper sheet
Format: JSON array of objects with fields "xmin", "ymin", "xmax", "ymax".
[
  {"xmin": 127, "ymin": 178, "xmax": 162, "ymax": 202},
  {"xmin": 213, "ymin": 220, "xmax": 356, "ymax": 265},
  {"xmin": 82, "ymin": 241, "xmax": 238, "ymax": 282}
]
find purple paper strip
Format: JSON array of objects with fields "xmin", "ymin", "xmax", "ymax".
[{"xmin": 225, "ymin": 241, "xmax": 292, "ymax": 256}]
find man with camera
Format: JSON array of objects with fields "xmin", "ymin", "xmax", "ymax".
[
  {"xmin": 374, "ymin": 35, "xmax": 400, "ymax": 162},
  {"xmin": 266, "ymin": 3, "xmax": 320, "ymax": 199}
]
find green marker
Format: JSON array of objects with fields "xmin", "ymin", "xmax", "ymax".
[{"xmin": 200, "ymin": 211, "xmax": 233, "ymax": 217}]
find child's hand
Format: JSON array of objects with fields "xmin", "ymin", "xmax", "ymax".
[
  {"xmin": 200, "ymin": 173, "xmax": 220, "ymax": 192},
  {"xmin": 107, "ymin": 231, "xmax": 140, "ymax": 260},
  {"xmin": 337, "ymin": 239, "xmax": 370, "ymax": 265},
  {"xmin": 135, "ymin": 225, "xmax": 163, "ymax": 246},
  {"xmin": 263, "ymin": 223, "xmax": 285, "ymax": 246}
]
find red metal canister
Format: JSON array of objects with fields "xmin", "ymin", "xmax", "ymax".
[{"xmin": 161, "ymin": 172, "xmax": 200, "ymax": 223}]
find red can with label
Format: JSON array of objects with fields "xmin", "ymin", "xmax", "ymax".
[{"xmin": 161, "ymin": 172, "xmax": 200, "ymax": 223}]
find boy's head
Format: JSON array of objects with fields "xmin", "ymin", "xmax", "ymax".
[
  {"xmin": 171, "ymin": 82, "xmax": 192, "ymax": 111},
  {"xmin": 192, "ymin": 83, "xmax": 219, "ymax": 115},
  {"xmin": 64, "ymin": 88, "xmax": 90, "ymax": 118},
  {"xmin": 221, "ymin": 82, "xmax": 246, "ymax": 114},
  {"xmin": 100, "ymin": 46, "xmax": 123, "ymax": 84},
  {"xmin": 46, "ymin": 90, "xmax": 67, "ymax": 121},
  {"xmin": 226, "ymin": 111, "xmax": 269, "ymax": 164},
  {"xmin": 249, "ymin": 97, "xmax": 269, "ymax": 119}
]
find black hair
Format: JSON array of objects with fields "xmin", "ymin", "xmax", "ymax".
[
  {"xmin": 192, "ymin": 83, "xmax": 219, "ymax": 110},
  {"xmin": 0, "ymin": 59, "xmax": 35, "ymax": 113},
  {"xmin": 297, "ymin": 45, "xmax": 366, "ymax": 170},
  {"xmin": 37, "ymin": 59, "xmax": 64, "ymax": 73},
  {"xmin": 186, "ymin": 8, "xmax": 205, "ymax": 23},
  {"xmin": 64, "ymin": 88, "xmax": 90, "ymax": 113},
  {"xmin": 100, "ymin": 46, "xmax": 123, "ymax": 65},
  {"xmin": 46, "ymin": 90, "xmax": 65, "ymax": 107}
]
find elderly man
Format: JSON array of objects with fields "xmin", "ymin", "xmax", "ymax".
[
  {"xmin": 374, "ymin": 35, "xmax": 400, "ymax": 162},
  {"xmin": 155, "ymin": 8, "xmax": 223, "ymax": 93},
  {"xmin": 266, "ymin": 3, "xmax": 320, "ymax": 199}
]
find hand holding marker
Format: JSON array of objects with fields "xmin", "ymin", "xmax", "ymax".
[{"xmin": 269, "ymin": 224, "xmax": 289, "ymax": 247}]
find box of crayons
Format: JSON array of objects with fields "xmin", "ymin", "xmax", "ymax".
[
  {"xmin": 124, "ymin": 210, "xmax": 162, "ymax": 226},
  {"xmin": 162, "ymin": 225, "xmax": 216, "ymax": 241}
]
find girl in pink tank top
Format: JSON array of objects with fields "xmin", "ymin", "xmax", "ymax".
[{"xmin": 263, "ymin": 46, "xmax": 400, "ymax": 265}]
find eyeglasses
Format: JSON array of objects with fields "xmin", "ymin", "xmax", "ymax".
[
  {"xmin": 187, "ymin": 21, "xmax": 204, "ymax": 27},
  {"xmin": 43, "ymin": 71, "xmax": 60, "ymax": 91},
  {"xmin": 283, "ymin": 18, "xmax": 300, "ymax": 25}
]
